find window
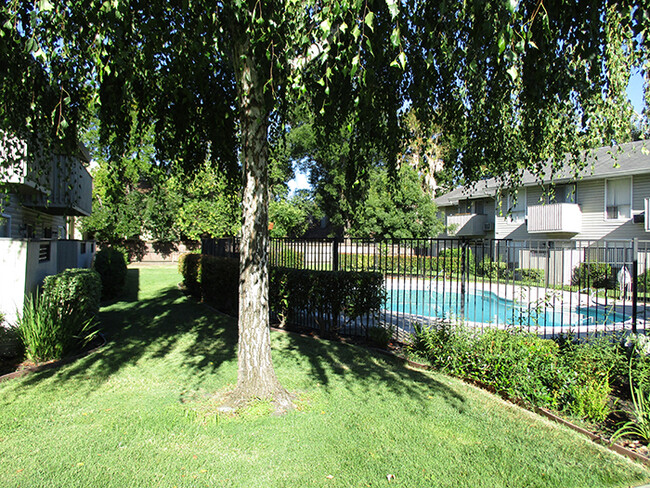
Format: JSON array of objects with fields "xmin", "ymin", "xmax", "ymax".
[
  {"xmin": 508, "ymin": 190, "xmax": 526, "ymax": 222},
  {"xmin": 605, "ymin": 177, "xmax": 632, "ymax": 220},
  {"xmin": 0, "ymin": 214, "xmax": 10, "ymax": 237}
]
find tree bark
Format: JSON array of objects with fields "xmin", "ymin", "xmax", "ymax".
[{"xmin": 227, "ymin": 36, "xmax": 292, "ymax": 411}]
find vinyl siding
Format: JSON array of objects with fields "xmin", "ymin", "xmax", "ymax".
[
  {"xmin": 492, "ymin": 176, "xmax": 650, "ymax": 241},
  {"xmin": 1, "ymin": 194, "xmax": 65, "ymax": 239}
]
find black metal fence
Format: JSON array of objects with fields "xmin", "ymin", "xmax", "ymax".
[{"xmin": 203, "ymin": 237, "xmax": 650, "ymax": 340}]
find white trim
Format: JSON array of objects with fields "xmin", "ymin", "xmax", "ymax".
[{"xmin": 604, "ymin": 176, "xmax": 633, "ymax": 221}]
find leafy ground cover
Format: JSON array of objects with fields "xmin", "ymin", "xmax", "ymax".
[{"xmin": 0, "ymin": 266, "xmax": 648, "ymax": 488}]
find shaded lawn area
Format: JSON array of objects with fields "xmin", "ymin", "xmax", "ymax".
[{"xmin": 0, "ymin": 266, "xmax": 648, "ymax": 488}]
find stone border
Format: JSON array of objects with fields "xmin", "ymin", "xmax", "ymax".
[{"xmin": 0, "ymin": 333, "xmax": 107, "ymax": 384}]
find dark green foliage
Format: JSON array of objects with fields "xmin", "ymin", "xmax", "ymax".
[
  {"xmin": 367, "ymin": 325, "xmax": 394, "ymax": 349},
  {"xmin": 178, "ymin": 254, "xmax": 239, "ymax": 314},
  {"xmin": 409, "ymin": 324, "xmax": 621, "ymax": 422},
  {"xmin": 17, "ymin": 293, "xmax": 97, "ymax": 362},
  {"xmin": 341, "ymin": 253, "xmax": 465, "ymax": 276},
  {"xmin": 94, "ymin": 248, "xmax": 128, "ymax": 299},
  {"xmin": 516, "ymin": 268, "xmax": 545, "ymax": 285},
  {"xmin": 638, "ymin": 270, "xmax": 650, "ymax": 293},
  {"xmin": 178, "ymin": 253, "xmax": 203, "ymax": 297},
  {"xmin": 270, "ymin": 268, "xmax": 385, "ymax": 336},
  {"xmin": 42, "ymin": 268, "xmax": 102, "ymax": 321},
  {"xmin": 269, "ymin": 246, "xmax": 305, "ymax": 268},
  {"xmin": 477, "ymin": 257, "xmax": 510, "ymax": 280},
  {"xmin": 571, "ymin": 262, "xmax": 612, "ymax": 289}
]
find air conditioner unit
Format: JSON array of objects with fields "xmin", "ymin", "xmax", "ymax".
[{"xmin": 483, "ymin": 222, "xmax": 494, "ymax": 231}]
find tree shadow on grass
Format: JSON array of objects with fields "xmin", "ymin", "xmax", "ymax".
[
  {"xmin": 274, "ymin": 330, "xmax": 467, "ymax": 414},
  {"xmin": 14, "ymin": 274, "xmax": 239, "ymax": 394},
  {"xmin": 10, "ymin": 266, "xmax": 465, "ymax": 414}
]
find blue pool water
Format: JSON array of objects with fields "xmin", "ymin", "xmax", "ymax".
[{"xmin": 386, "ymin": 289, "xmax": 629, "ymax": 328}]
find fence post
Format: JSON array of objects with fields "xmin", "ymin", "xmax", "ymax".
[
  {"xmin": 633, "ymin": 238, "xmax": 638, "ymax": 334},
  {"xmin": 460, "ymin": 239, "xmax": 466, "ymax": 322},
  {"xmin": 332, "ymin": 238, "xmax": 339, "ymax": 272}
]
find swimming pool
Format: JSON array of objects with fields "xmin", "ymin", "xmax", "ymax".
[{"xmin": 385, "ymin": 289, "xmax": 629, "ymax": 328}]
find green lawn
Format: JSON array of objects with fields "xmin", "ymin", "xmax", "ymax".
[{"xmin": 1, "ymin": 266, "xmax": 648, "ymax": 488}]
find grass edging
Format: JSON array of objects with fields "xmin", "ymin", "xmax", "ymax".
[{"xmin": 0, "ymin": 333, "xmax": 107, "ymax": 384}]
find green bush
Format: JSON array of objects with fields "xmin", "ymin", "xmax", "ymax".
[
  {"xmin": 179, "ymin": 253, "xmax": 239, "ymax": 314},
  {"xmin": 340, "ymin": 253, "xmax": 465, "ymax": 277},
  {"xmin": 477, "ymin": 257, "xmax": 509, "ymax": 280},
  {"xmin": 0, "ymin": 324, "xmax": 22, "ymax": 358},
  {"xmin": 42, "ymin": 268, "xmax": 102, "ymax": 321},
  {"xmin": 408, "ymin": 323, "xmax": 617, "ymax": 417},
  {"xmin": 571, "ymin": 262, "xmax": 612, "ymax": 289},
  {"xmin": 367, "ymin": 325, "xmax": 394, "ymax": 349},
  {"xmin": 178, "ymin": 253, "xmax": 202, "ymax": 296},
  {"xmin": 639, "ymin": 270, "xmax": 650, "ymax": 293},
  {"xmin": 94, "ymin": 248, "xmax": 128, "ymax": 298},
  {"xmin": 17, "ymin": 293, "xmax": 97, "ymax": 362},
  {"xmin": 516, "ymin": 268, "xmax": 545, "ymax": 285},
  {"xmin": 270, "ymin": 268, "xmax": 385, "ymax": 336}
]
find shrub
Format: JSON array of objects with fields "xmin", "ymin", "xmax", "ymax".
[
  {"xmin": 0, "ymin": 324, "xmax": 22, "ymax": 358},
  {"xmin": 94, "ymin": 248, "xmax": 128, "ymax": 298},
  {"xmin": 639, "ymin": 269, "xmax": 650, "ymax": 293},
  {"xmin": 516, "ymin": 268, "xmax": 545, "ymax": 285},
  {"xmin": 178, "ymin": 253, "xmax": 202, "ymax": 296},
  {"xmin": 17, "ymin": 293, "xmax": 96, "ymax": 362},
  {"xmin": 42, "ymin": 268, "xmax": 102, "ymax": 321},
  {"xmin": 477, "ymin": 256, "xmax": 509, "ymax": 280},
  {"xmin": 438, "ymin": 247, "xmax": 475, "ymax": 273},
  {"xmin": 270, "ymin": 268, "xmax": 385, "ymax": 336},
  {"xmin": 178, "ymin": 253, "xmax": 239, "ymax": 314},
  {"xmin": 367, "ymin": 325, "xmax": 394, "ymax": 349},
  {"xmin": 571, "ymin": 262, "xmax": 612, "ymax": 289}
]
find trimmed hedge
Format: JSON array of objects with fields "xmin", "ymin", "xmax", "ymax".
[
  {"xmin": 270, "ymin": 267, "xmax": 385, "ymax": 336},
  {"xmin": 42, "ymin": 268, "xmax": 102, "ymax": 320},
  {"xmin": 340, "ymin": 253, "xmax": 468, "ymax": 276},
  {"xmin": 178, "ymin": 254, "xmax": 239, "ymax": 314},
  {"xmin": 178, "ymin": 254, "xmax": 386, "ymax": 337},
  {"xmin": 94, "ymin": 248, "xmax": 127, "ymax": 298}
]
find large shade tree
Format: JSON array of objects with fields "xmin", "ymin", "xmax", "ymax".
[{"xmin": 1, "ymin": 0, "xmax": 648, "ymax": 409}]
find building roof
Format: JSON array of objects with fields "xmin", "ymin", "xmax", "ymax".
[{"xmin": 435, "ymin": 140, "xmax": 650, "ymax": 207}]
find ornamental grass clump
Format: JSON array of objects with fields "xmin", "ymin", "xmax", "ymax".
[
  {"xmin": 17, "ymin": 294, "xmax": 97, "ymax": 362},
  {"xmin": 17, "ymin": 268, "xmax": 102, "ymax": 362}
]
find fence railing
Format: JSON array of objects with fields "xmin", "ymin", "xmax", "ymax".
[{"xmin": 203, "ymin": 237, "xmax": 650, "ymax": 340}]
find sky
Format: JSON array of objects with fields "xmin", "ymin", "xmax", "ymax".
[{"xmin": 288, "ymin": 71, "xmax": 647, "ymax": 195}]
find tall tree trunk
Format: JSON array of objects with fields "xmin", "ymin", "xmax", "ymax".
[{"xmin": 228, "ymin": 37, "xmax": 292, "ymax": 411}]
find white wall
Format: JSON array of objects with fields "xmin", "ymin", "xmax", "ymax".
[{"xmin": 0, "ymin": 239, "xmax": 28, "ymax": 325}]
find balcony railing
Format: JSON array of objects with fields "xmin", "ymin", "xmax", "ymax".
[
  {"xmin": 447, "ymin": 213, "xmax": 488, "ymax": 237},
  {"xmin": 2, "ymin": 134, "xmax": 92, "ymax": 216},
  {"xmin": 527, "ymin": 203, "xmax": 581, "ymax": 234},
  {"xmin": 21, "ymin": 154, "xmax": 93, "ymax": 216}
]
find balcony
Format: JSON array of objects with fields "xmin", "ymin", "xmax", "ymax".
[
  {"xmin": 527, "ymin": 203, "xmax": 581, "ymax": 234},
  {"xmin": 447, "ymin": 213, "xmax": 488, "ymax": 237},
  {"xmin": 22, "ymin": 154, "xmax": 93, "ymax": 216},
  {"xmin": 2, "ymin": 133, "xmax": 92, "ymax": 216}
]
